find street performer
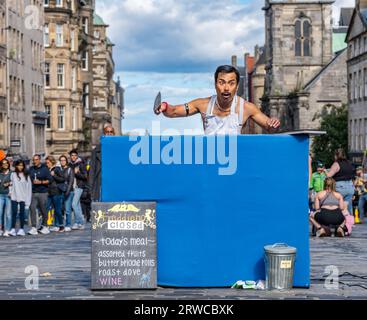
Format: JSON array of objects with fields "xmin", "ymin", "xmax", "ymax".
[{"xmin": 154, "ymin": 65, "xmax": 280, "ymax": 134}]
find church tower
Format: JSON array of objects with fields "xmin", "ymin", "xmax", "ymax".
[{"xmin": 262, "ymin": 0, "xmax": 334, "ymax": 130}]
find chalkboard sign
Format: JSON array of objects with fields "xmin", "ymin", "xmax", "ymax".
[{"xmin": 91, "ymin": 202, "xmax": 157, "ymax": 290}]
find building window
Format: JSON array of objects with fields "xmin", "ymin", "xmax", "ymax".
[
  {"xmin": 358, "ymin": 38, "xmax": 363, "ymax": 54},
  {"xmin": 82, "ymin": 17, "xmax": 88, "ymax": 34},
  {"xmin": 57, "ymin": 63, "xmax": 64, "ymax": 88},
  {"xmin": 58, "ymin": 105, "xmax": 65, "ymax": 130},
  {"xmin": 45, "ymin": 105, "xmax": 51, "ymax": 129},
  {"xmin": 70, "ymin": 30, "xmax": 75, "ymax": 51},
  {"xmin": 355, "ymin": 119, "xmax": 359, "ymax": 151},
  {"xmin": 82, "ymin": 50, "xmax": 88, "ymax": 70},
  {"xmin": 295, "ymin": 18, "xmax": 311, "ymax": 57},
  {"xmin": 355, "ymin": 39, "xmax": 359, "ymax": 57},
  {"xmin": 45, "ymin": 62, "xmax": 50, "ymax": 87},
  {"xmin": 83, "ymin": 83, "xmax": 89, "ymax": 113},
  {"xmin": 44, "ymin": 0, "xmax": 49, "ymax": 7},
  {"xmin": 56, "ymin": 24, "xmax": 63, "ymax": 47},
  {"xmin": 354, "ymin": 72, "xmax": 358, "ymax": 100},
  {"xmin": 360, "ymin": 119, "xmax": 364, "ymax": 151},
  {"xmin": 94, "ymin": 31, "xmax": 100, "ymax": 39},
  {"xmin": 56, "ymin": 0, "xmax": 63, "ymax": 7},
  {"xmin": 72, "ymin": 66, "xmax": 77, "ymax": 91},
  {"xmin": 72, "ymin": 106, "xmax": 77, "ymax": 130},
  {"xmin": 360, "ymin": 70, "xmax": 363, "ymax": 99},
  {"xmin": 44, "ymin": 24, "xmax": 49, "ymax": 47}
]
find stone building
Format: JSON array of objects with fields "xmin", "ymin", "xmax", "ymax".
[
  {"xmin": 347, "ymin": 1, "xmax": 367, "ymax": 163},
  {"xmin": 91, "ymin": 13, "xmax": 123, "ymax": 145},
  {"xmin": 0, "ymin": 0, "xmax": 6, "ymax": 150},
  {"xmin": 45, "ymin": 0, "xmax": 122, "ymax": 157},
  {"xmin": 44, "ymin": 0, "xmax": 95, "ymax": 157},
  {"xmin": 7, "ymin": 0, "xmax": 46, "ymax": 157},
  {"xmin": 262, "ymin": 0, "xmax": 348, "ymax": 132}
]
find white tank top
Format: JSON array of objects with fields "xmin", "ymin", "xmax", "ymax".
[{"xmin": 202, "ymin": 95, "xmax": 244, "ymax": 135}]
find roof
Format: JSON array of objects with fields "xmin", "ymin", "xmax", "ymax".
[
  {"xmin": 346, "ymin": 7, "xmax": 367, "ymax": 42},
  {"xmin": 303, "ymin": 48, "xmax": 347, "ymax": 91},
  {"xmin": 339, "ymin": 8, "xmax": 353, "ymax": 27},
  {"xmin": 93, "ymin": 13, "xmax": 107, "ymax": 26},
  {"xmin": 333, "ymin": 32, "xmax": 347, "ymax": 53}
]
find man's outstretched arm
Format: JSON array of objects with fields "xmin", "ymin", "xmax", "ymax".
[
  {"xmin": 246, "ymin": 102, "xmax": 280, "ymax": 132},
  {"xmin": 154, "ymin": 98, "xmax": 207, "ymax": 118}
]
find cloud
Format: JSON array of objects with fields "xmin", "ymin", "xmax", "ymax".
[
  {"xmin": 96, "ymin": 0, "xmax": 264, "ymax": 73},
  {"xmin": 101, "ymin": 0, "xmax": 356, "ymax": 134},
  {"xmin": 117, "ymin": 71, "xmax": 213, "ymax": 134}
]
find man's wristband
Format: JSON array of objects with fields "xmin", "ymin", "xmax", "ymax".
[
  {"xmin": 184, "ymin": 103, "xmax": 189, "ymax": 116},
  {"xmin": 161, "ymin": 102, "xmax": 168, "ymax": 113}
]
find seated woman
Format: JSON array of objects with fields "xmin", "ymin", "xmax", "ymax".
[{"xmin": 309, "ymin": 177, "xmax": 347, "ymax": 237}]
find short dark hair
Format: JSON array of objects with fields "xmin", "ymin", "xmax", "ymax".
[
  {"xmin": 215, "ymin": 65, "xmax": 240, "ymax": 84},
  {"xmin": 69, "ymin": 149, "xmax": 78, "ymax": 156},
  {"xmin": 33, "ymin": 154, "xmax": 41, "ymax": 160}
]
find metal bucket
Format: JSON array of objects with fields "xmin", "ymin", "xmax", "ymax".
[{"xmin": 264, "ymin": 243, "xmax": 297, "ymax": 290}]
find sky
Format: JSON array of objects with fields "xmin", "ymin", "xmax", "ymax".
[{"xmin": 95, "ymin": 0, "xmax": 355, "ymax": 134}]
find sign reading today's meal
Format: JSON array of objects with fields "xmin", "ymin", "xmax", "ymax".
[{"xmin": 91, "ymin": 202, "xmax": 157, "ymax": 290}]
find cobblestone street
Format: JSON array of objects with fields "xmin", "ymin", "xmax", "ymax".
[{"xmin": 0, "ymin": 223, "xmax": 366, "ymax": 300}]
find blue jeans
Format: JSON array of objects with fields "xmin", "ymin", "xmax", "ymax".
[
  {"xmin": 64, "ymin": 192, "xmax": 73, "ymax": 227},
  {"xmin": 358, "ymin": 193, "xmax": 367, "ymax": 220},
  {"xmin": 336, "ymin": 180, "xmax": 354, "ymax": 215},
  {"xmin": 11, "ymin": 201, "xmax": 25, "ymax": 229},
  {"xmin": 47, "ymin": 194, "xmax": 64, "ymax": 227},
  {"xmin": 0, "ymin": 194, "xmax": 12, "ymax": 231},
  {"xmin": 72, "ymin": 188, "xmax": 84, "ymax": 225}
]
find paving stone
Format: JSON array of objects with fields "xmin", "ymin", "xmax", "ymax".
[{"xmin": 0, "ymin": 223, "xmax": 366, "ymax": 299}]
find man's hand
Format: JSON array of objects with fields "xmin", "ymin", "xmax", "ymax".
[
  {"xmin": 33, "ymin": 179, "xmax": 42, "ymax": 185},
  {"xmin": 266, "ymin": 117, "xmax": 280, "ymax": 130},
  {"xmin": 154, "ymin": 102, "xmax": 168, "ymax": 115}
]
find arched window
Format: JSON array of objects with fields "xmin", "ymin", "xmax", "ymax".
[{"xmin": 295, "ymin": 17, "xmax": 311, "ymax": 57}]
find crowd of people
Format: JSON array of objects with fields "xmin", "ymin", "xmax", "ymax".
[
  {"xmin": 0, "ymin": 124, "xmax": 115, "ymax": 237},
  {"xmin": 0, "ymin": 150, "xmax": 92, "ymax": 237},
  {"xmin": 309, "ymin": 148, "xmax": 365, "ymax": 238}
]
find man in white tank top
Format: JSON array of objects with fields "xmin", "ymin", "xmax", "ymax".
[{"xmin": 154, "ymin": 65, "xmax": 280, "ymax": 134}]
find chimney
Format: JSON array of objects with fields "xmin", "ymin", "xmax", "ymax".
[
  {"xmin": 254, "ymin": 45, "xmax": 260, "ymax": 62},
  {"xmin": 231, "ymin": 55, "xmax": 237, "ymax": 67}
]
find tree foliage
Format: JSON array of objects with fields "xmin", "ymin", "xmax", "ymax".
[{"xmin": 311, "ymin": 104, "xmax": 348, "ymax": 168}]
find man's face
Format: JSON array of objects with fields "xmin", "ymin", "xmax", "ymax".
[
  {"xmin": 215, "ymin": 72, "xmax": 238, "ymax": 103},
  {"xmin": 317, "ymin": 167, "xmax": 324, "ymax": 173},
  {"xmin": 33, "ymin": 156, "xmax": 40, "ymax": 166},
  {"xmin": 70, "ymin": 153, "xmax": 78, "ymax": 162},
  {"xmin": 104, "ymin": 126, "xmax": 115, "ymax": 136}
]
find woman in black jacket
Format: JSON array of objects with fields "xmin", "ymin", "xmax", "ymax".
[
  {"xmin": 46, "ymin": 156, "xmax": 65, "ymax": 232},
  {"xmin": 59, "ymin": 155, "xmax": 74, "ymax": 232}
]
